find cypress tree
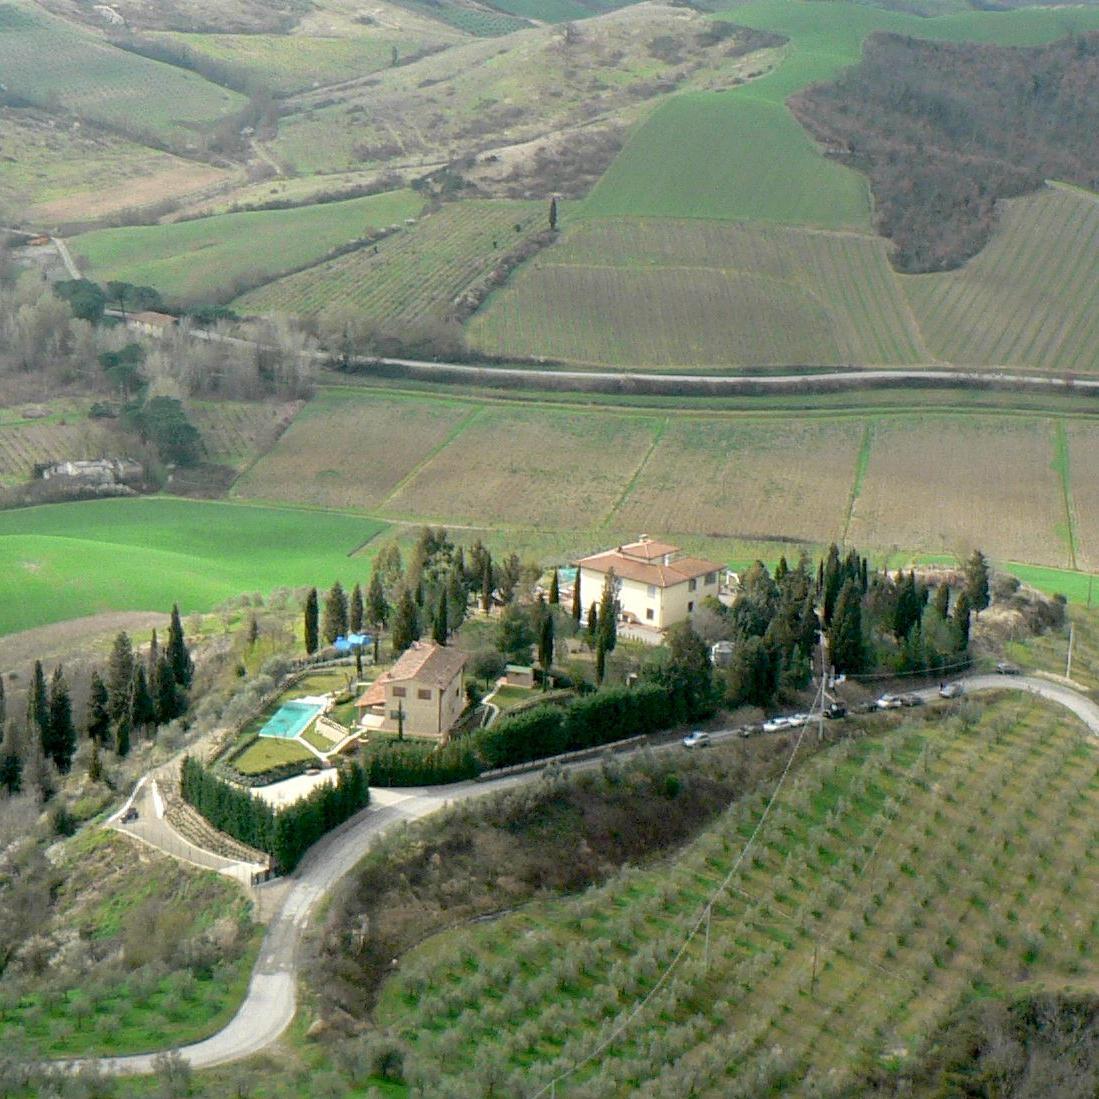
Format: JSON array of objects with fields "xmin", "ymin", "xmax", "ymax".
[
  {"xmin": 595, "ymin": 635, "xmax": 607, "ymax": 685},
  {"xmin": 964, "ymin": 550, "xmax": 990, "ymax": 613},
  {"xmin": 247, "ymin": 614, "xmax": 260, "ymax": 648},
  {"xmin": 0, "ymin": 722, "xmax": 22, "ymax": 794},
  {"xmin": 481, "ymin": 556, "xmax": 493, "ymax": 614},
  {"xmin": 0, "ymin": 674, "xmax": 5, "ymax": 727},
  {"xmin": 571, "ymin": 571, "xmax": 582, "ymax": 624},
  {"xmin": 87, "ymin": 671, "xmax": 111, "ymax": 745},
  {"xmin": 598, "ymin": 570, "xmax": 618, "ymax": 653},
  {"xmin": 586, "ymin": 603, "xmax": 599, "ymax": 647},
  {"xmin": 155, "ymin": 654, "xmax": 179, "ymax": 724},
  {"xmin": 828, "ymin": 579, "xmax": 866, "ymax": 674},
  {"xmin": 147, "ymin": 629, "xmax": 159, "ymax": 681},
  {"xmin": 432, "ymin": 588, "xmax": 448, "ymax": 645},
  {"xmin": 349, "ymin": 583, "xmax": 364, "ymax": 634},
  {"xmin": 391, "ymin": 588, "xmax": 419, "ymax": 654},
  {"xmin": 88, "ymin": 739, "xmax": 103, "ymax": 783},
  {"xmin": 822, "ymin": 544, "xmax": 842, "ymax": 626},
  {"xmin": 107, "ymin": 632, "xmax": 135, "ymax": 723},
  {"xmin": 131, "ymin": 665, "xmax": 156, "ymax": 733},
  {"xmin": 954, "ymin": 589, "xmax": 973, "ymax": 649},
  {"xmin": 539, "ymin": 610, "xmax": 555, "ymax": 689},
  {"xmin": 549, "ymin": 568, "xmax": 560, "ymax": 605},
  {"xmin": 548, "ymin": 195, "xmax": 558, "ymax": 230},
  {"xmin": 367, "ymin": 569, "xmax": 388, "ymax": 631},
  {"xmin": 447, "ymin": 564, "xmax": 467, "ymax": 631},
  {"xmin": 167, "ymin": 604, "xmax": 193, "ymax": 688},
  {"xmin": 115, "ymin": 713, "xmax": 131, "ymax": 758},
  {"xmin": 27, "ymin": 660, "xmax": 49, "ymax": 746},
  {"xmin": 46, "ymin": 665, "xmax": 77, "ymax": 773},
  {"xmin": 932, "ymin": 582, "xmax": 950, "ymax": 620},
  {"xmin": 304, "ymin": 588, "xmax": 319, "ymax": 654},
  {"xmin": 323, "ymin": 580, "xmax": 349, "ymax": 644}
]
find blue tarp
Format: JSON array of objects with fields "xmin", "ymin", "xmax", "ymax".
[{"xmin": 334, "ymin": 633, "xmax": 371, "ymax": 652}]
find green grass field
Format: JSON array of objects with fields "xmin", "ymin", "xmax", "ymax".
[
  {"xmin": 234, "ymin": 199, "xmax": 540, "ymax": 318},
  {"xmin": 582, "ymin": 0, "xmax": 1099, "ymax": 224},
  {"xmin": 903, "ymin": 187, "xmax": 1099, "ymax": 374},
  {"xmin": 471, "ymin": 217, "xmax": 927, "ymax": 368},
  {"xmin": 372, "ymin": 698, "xmax": 1099, "ymax": 1093},
  {"xmin": 71, "ymin": 190, "xmax": 424, "ymax": 306},
  {"xmin": 232, "ymin": 736, "xmax": 315, "ymax": 774},
  {"xmin": 0, "ymin": 498, "xmax": 386, "ymax": 635},
  {"xmin": 0, "ymin": 1, "xmax": 243, "ymax": 146}
]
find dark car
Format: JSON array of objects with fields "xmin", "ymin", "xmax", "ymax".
[
  {"xmin": 825, "ymin": 701, "xmax": 847, "ymax": 720},
  {"xmin": 995, "ymin": 662, "xmax": 1021, "ymax": 675},
  {"xmin": 121, "ymin": 807, "xmax": 139, "ymax": 823},
  {"xmin": 900, "ymin": 693, "xmax": 924, "ymax": 707}
]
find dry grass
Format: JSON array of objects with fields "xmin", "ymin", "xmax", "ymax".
[
  {"xmin": 231, "ymin": 389, "xmax": 472, "ymax": 509},
  {"xmin": 381, "ymin": 403, "xmax": 662, "ymax": 527},
  {"xmin": 613, "ymin": 416, "xmax": 863, "ymax": 542},
  {"xmin": 848, "ymin": 416, "xmax": 1068, "ymax": 566}
]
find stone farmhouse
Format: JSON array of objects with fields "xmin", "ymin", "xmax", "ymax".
[
  {"xmin": 576, "ymin": 536, "xmax": 724, "ymax": 641},
  {"xmin": 355, "ymin": 641, "xmax": 467, "ymax": 740}
]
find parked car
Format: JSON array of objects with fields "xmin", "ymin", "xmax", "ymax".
[
  {"xmin": 825, "ymin": 701, "xmax": 848, "ymax": 720},
  {"xmin": 682, "ymin": 730, "xmax": 711, "ymax": 749},
  {"xmin": 900, "ymin": 693, "xmax": 924, "ymax": 707},
  {"xmin": 763, "ymin": 717, "xmax": 790, "ymax": 733},
  {"xmin": 939, "ymin": 682, "xmax": 965, "ymax": 698},
  {"xmin": 876, "ymin": 694, "xmax": 903, "ymax": 710},
  {"xmin": 121, "ymin": 807, "xmax": 139, "ymax": 823},
  {"xmin": 995, "ymin": 661, "xmax": 1021, "ymax": 675}
]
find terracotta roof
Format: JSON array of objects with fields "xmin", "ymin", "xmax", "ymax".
[
  {"xmin": 355, "ymin": 642, "xmax": 466, "ymax": 707},
  {"xmin": 618, "ymin": 538, "xmax": 680, "ymax": 561},
  {"xmin": 577, "ymin": 548, "xmax": 723, "ymax": 589}
]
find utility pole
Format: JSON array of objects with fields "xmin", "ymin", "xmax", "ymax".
[{"xmin": 1067, "ymin": 622, "xmax": 1076, "ymax": 681}]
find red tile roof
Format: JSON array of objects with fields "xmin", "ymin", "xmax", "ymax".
[
  {"xmin": 355, "ymin": 641, "xmax": 466, "ymax": 708},
  {"xmin": 577, "ymin": 541, "xmax": 723, "ymax": 589}
]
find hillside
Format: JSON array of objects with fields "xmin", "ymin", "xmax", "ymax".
[{"xmin": 791, "ymin": 31, "xmax": 1099, "ymax": 271}]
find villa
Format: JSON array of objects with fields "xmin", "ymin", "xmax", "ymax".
[{"xmin": 355, "ymin": 641, "xmax": 467, "ymax": 740}]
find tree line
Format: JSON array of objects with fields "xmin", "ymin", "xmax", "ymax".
[
  {"xmin": 180, "ymin": 756, "xmax": 370, "ymax": 871},
  {"xmin": 0, "ymin": 605, "xmax": 193, "ymax": 801}
]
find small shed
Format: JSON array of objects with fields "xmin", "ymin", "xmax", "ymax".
[{"xmin": 504, "ymin": 664, "xmax": 535, "ymax": 689}]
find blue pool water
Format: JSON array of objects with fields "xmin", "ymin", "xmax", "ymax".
[{"xmin": 259, "ymin": 701, "xmax": 323, "ymax": 739}]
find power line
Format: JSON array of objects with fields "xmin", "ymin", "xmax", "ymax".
[{"xmin": 530, "ymin": 676, "xmax": 825, "ymax": 1098}]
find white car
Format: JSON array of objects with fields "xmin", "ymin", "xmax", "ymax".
[
  {"xmin": 939, "ymin": 682, "xmax": 965, "ymax": 699},
  {"xmin": 876, "ymin": 694, "xmax": 903, "ymax": 710},
  {"xmin": 682, "ymin": 730, "xmax": 711, "ymax": 749}
]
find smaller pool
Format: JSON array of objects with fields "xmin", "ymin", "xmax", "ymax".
[{"xmin": 259, "ymin": 701, "xmax": 324, "ymax": 740}]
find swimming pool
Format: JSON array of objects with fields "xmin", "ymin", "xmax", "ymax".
[{"xmin": 259, "ymin": 701, "xmax": 324, "ymax": 740}]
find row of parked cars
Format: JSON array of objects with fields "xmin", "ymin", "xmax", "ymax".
[{"xmin": 681, "ymin": 675, "xmax": 989, "ymax": 749}]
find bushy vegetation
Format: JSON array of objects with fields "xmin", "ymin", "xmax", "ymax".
[
  {"xmin": 180, "ymin": 755, "xmax": 370, "ymax": 870},
  {"xmin": 792, "ymin": 31, "xmax": 1099, "ymax": 271}
]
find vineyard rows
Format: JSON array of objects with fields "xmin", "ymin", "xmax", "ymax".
[
  {"xmin": 903, "ymin": 187, "xmax": 1099, "ymax": 374},
  {"xmin": 0, "ymin": 418, "xmax": 112, "ymax": 486},
  {"xmin": 470, "ymin": 218, "xmax": 926, "ymax": 369},
  {"xmin": 234, "ymin": 200, "xmax": 541, "ymax": 321},
  {"xmin": 188, "ymin": 401, "xmax": 302, "ymax": 468}
]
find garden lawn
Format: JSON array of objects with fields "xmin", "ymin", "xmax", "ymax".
[
  {"xmin": 233, "ymin": 737, "xmax": 315, "ymax": 774},
  {"xmin": 0, "ymin": 498, "xmax": 386, "ymax": 635}
]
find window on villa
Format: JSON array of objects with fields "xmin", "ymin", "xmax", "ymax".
[
  {"xmin": 647, "ymin": 585, "xmax": 657, "ymax": 598},
  {"xmin": 688, "ymin": 601, "xmax": 694, "ymax": 612},
  {"xmin": 389, "ymin": 710, "xmax": 402, "ymax": 720},
  {"xmin": 392, "ymin": 686, "xmax": 406, "ymax": 698},
  {"xmin": 688, "ymin": 579, "xmax": 697, "ymax": 592},
  {"xmin": 705, "ymin": 572, "xmax": 716, "ymax": 585},
  {"xmin": 418, "ymin": 689, "xmax": 431, "ymax": 701},
  {"xmin": 646, "ymin": 608, "xmax": 654, "ymax": 621}
]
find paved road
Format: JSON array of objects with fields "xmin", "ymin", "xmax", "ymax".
[{"xmin": 77, "ymin": 674, "xmax": 1098, "ymax": 1074}]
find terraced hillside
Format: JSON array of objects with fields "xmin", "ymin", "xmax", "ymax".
[
  {"xmin": 369, "ymin": 699, "xmax": 1099, "ymax": 1095},
  {"xmin": 470, "ymin": 218, "xmax": 927, "ymax": 368},
  {"xmin": 902, "ymin": 187, "xmax": 1099, "ymax": 374}
]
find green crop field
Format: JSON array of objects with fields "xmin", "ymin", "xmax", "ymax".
[
  {"xmin": 902, "ymin": 187, "xmax": 1099, "ymax": 375},
  {"xmin": 71, "ymin": 189, "xmax": 424, "ymax": 306},
  {"xmin": 582, "ymin": 0, "xmax": 1099, "ymax": 225},
  {"xmin": 0, "ymin": 1, "xmax": 243, "ymax": 146},
  {"xmin": 0, "ymin": 498, "xmax": 386, "ymax": 635},
  {"xmin": 234, "ymin": 199, "xmax": 540, "ymax": 319},
  {"xmin": 371, "ymin": 699, "xmax": 1099, "ymax": 1094},
  {"xmin": 471, "ymin": 217, "xmax": 927, "ymax": 369}
]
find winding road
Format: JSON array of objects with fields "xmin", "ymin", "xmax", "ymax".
[{"xmin": 84, "ymin": 673, "xmax": 1098, "ymax": 1074}]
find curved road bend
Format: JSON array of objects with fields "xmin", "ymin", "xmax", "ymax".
[{"xmin": 81, "ymin": 674, "xmax": 1099, "ymax": 1074}]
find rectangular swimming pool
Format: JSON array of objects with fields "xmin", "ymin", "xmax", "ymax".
[{"xmin": 259, "ymin": 701, "xmax": 324, "ymax": 740}]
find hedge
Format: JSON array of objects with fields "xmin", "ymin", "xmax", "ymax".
[
  {"xmin": 366, "ymin": 681, "xmax": 695, "ymax": 787},
  {"xmin": 181, "ymin": 756, "xmax": 370, "ymax": 871}
]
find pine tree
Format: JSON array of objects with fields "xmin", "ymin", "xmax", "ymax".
[
  {"xmin": 391, "ymin": 588, "xmax": 419, "ymax": 654},
  {"xmin": 27, "ymin": 660, "xmax": 49, "ymax": 746},
  {"xmin": 86, "ymin": 671, "xmax": 111, "ymax": 745},
  {"xmin": 539, "ymin": 610, "xmax": 555, "ymax": 688},
  {"xmin": 304, "ymin": 588, "xmax": 319, "ymax": 655},
  {"xmin": 155, "ymin": 653, "xmax": 179, "ymax": 724},
  {"xmin": 323, "ymin": 581, "xmax": 349, "ymax": 644},
  {"xmin": 598, "ymin": 570, "xmax": 619, "ymax": 653},
  {"xmin": 548, "ymin": 568, "xmax": 560, "ymax": 605},
  {"xmin": 828, "ymin": 579, "xmax": 866, "ymax": 674},
  {"xmin": 367, "ymin": 569, "xmax": 388, "ymax": 631},
  {"xmin": 131, "ymin": 665, "xmax": 156, "ymax": 733},
  {"xmin": 571, "ymin": 571, "xmax": 582, "ymax": 624},
  {"xmin": 107, "ymin": 632, "xmax": 135, "ymax": 723},
  {"xmin": 349, "ymin": 583, "xmax": 364, "ymax": 633},
  {"xmin": 45, "ymin": 665, "xmax": 77, "ymax": 773},
  {"xmin": 432, "ymin": 588, "xmax": 449, "ymax": 645},
  {"xmin": 167, "ymin": 604, "xmax": 193, "ymax": 688},
  {"xmin": 964, "ymin": 550, "xmax": 990, "ymax": 613}
]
